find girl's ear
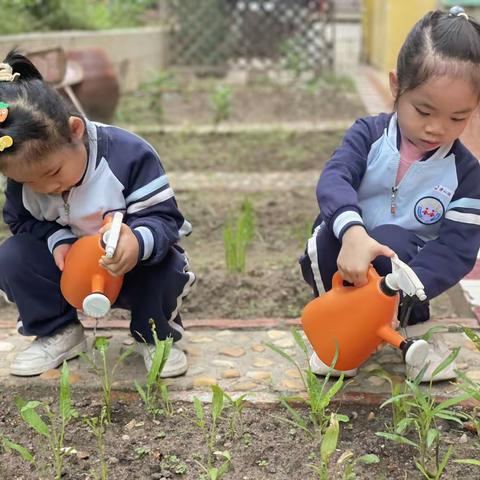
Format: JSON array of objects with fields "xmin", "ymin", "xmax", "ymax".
[
  {"xmin": 389, "ymin": 70, "xmax": 399, "ymax": 99},
  {"xmin": 68, "ymin": 116, "xmax": 85, "ymax": 141}
]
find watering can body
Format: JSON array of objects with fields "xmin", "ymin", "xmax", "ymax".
[
  {"xmin": 301, "ymin": 268, "xmax": 409, "ymax": 371},
  {"xmin": 60, "ymin": 230, "xmax": 124, "ymax": 318}
]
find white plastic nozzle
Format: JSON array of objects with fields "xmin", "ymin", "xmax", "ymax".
[
  {"xmin": 384, "ymin": 254, "xmax": 427, "ymax": 301},
  {"xmin": 102, "ymin": 212, "xmax": 124, "ymax": 259},
  {"xmin": 83, "ymin": 293, "xmax": 111, "ymax": 318}
]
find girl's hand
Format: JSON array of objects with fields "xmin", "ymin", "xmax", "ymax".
[
  {"xmin": 53, "ymin": 243, "xmax": 72, "ymax": 271},
  {"xmin": 99, "ymin": 222, "xmax": 139, "ymax": 276},
  {"xmin": 337, "ymin": 225, "xmax": 394, "ymax": 286}
]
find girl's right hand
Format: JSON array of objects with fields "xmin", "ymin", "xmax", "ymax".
[{"xmin": 337, "ymin": 225, "xmax": 394, "ymax": 286}]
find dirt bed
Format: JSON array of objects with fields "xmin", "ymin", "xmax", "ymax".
[{"xmin": 0, "ymin": 385, "xmax": 477, "ymax": 480}]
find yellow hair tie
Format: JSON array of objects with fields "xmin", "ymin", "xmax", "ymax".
[{"xmin": 0, "ymin": 135, "xmax": 13, "ymax": 152}]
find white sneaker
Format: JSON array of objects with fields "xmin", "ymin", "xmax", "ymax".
[
  {"xmin": 10, "ymin": 323, "xmax": 87, "ymax": 377},
  {"xmin": 309, "ymin": 352, "xmax": 358, "ymax": 378},
  {"xmin": 405, "ymin": 335, "xmax": 457, "ymax": 383},
  {"xmin": 136, "ymin": 342, "xmax": 188, "ymax": 378}
]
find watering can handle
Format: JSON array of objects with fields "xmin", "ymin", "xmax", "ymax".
[
  {"xmin": 331, "ymin": 266, "xmax": 379, "ymax": 289},
  {"xmin": 102, "ymin": 212, "xmax": 124, "ymax": 258}
]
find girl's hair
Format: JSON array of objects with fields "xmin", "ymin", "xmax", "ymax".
[
  {"xmin": 0, "ymin": 50, "xmax": 76, "ymax": 169},
  {"xmin": 395, "ymin": 8, "xmax": 480, "ymax": 101}
]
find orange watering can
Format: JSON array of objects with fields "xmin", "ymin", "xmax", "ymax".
[
  {"xmin": 61, "ymin": 212, "xmax": 124, "ymax": 318},
  {"xmin": 301, "ymin": 255, "xmax": 429, "ymax": 371}
]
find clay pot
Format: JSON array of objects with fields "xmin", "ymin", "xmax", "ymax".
[{"xmin": 66, "ymin": 47, "xmax": 120, "ymax": 123}]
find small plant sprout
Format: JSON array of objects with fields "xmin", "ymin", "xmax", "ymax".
[
  {"xmin": 337, "ymin": 450, "xmax": 380, "ymax": 480},
  {"xmin": 80, "ymin": 336, "xmax": 134, "ymax": 423},
  {"xmin": 134, "ymin": 323, "xmax": 173, "ymax": 417},
  {"xmin": 139, "ymin": 70, "xmax": 178, "ymax": 123},
  {"xmin": 267, "ymin": 328, "xmax": 348, "ymax": 441},
  {"xmin": 223, "ymin": 198, "xmax": 255, "ymax": 273},
  {"xmin": 193, "ymin": 385, "xmax": 229, "ymax": 470},
  {"xmin": 196, "ymin": 450, "xmax": 232, "ymax": 480},
  {"xmin": 83, "ymin": 406, "xmax": 108, "ymax": 480},
  {"xmin": 14, "ymin": 361, "xmax": 77, "ymax": 480},
  {"xmin": 377, "ymin": 347, "xmax": 471, "ymax": 479},
  {"xmin": 210, "ymin": 84, "xmax": 233, "ymax": 125},
  {"xmin": 308, "ymin": 412, "xmax": 339, "ymax": 479},
  {"xmin": 223, "ymin": 391, "xmax": 248, "ymax": 439}
]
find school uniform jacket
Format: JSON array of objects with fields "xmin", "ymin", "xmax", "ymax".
[
  {"xmin": 3, "ymin": 120, "xmax": 191, "ymax": 265},
  {"xmin": 316, "ymin": 113, "xmax": 480, "ymax": 299}
]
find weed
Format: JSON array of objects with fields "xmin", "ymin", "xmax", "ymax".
[
  {"xmin": 135, "ymin": 446, "xmax": 151, "ymax": 459},
  {"xmin": 193, "ymin": 385, "xmax": 227, "ymax": 468},
  {"xmin": 83, "ymin": 406, "xmax": 108, "ymax": 480},
  {"xmin": 135, "ymin": 323, "xmax": 173, "ymax": 417},
  {"xmin": 14, "ymin": 361, "xmax": 77, "ymax": 479},
  {"xmin": 210, "ymin": 85, "xmax": 233, "ymax": 125},
  {"xmin": 223, "ymin": 198, "xmax": 255, "ymax": 273},
  {"xmin": 377, "ymin": 348, "xmax": 470, "ymax": 479},
  {"xmin": 222, "ymin": 392, "xmax": 248, "ymax": 439},
  {"xmin": 80, "ymin": 336, "xmax": 134, "ymax": 423},
  {"xmin": 337, "ymin": 451, "xmax": 380, "ymax": 479},
  {"xmin": 267, "ymin": 328, "xmax": 348, "ymax": 441},
  {"xmin": 161, "ymin": 454, "xmax": 188, "ymax": 475},
  {"xmin": 308, "ymin": 412, "xmax": 339, "ymax": 479},
  {"xmin": 197, "ymin": 450, "xmax": 232, "ymax": 480},
  {"xmin": 0, "ymin": 433, "xmax": 34, "ymax": 464}
]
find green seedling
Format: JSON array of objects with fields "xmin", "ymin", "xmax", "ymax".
[
  {"xmin": 338, "ymin": 451, "xmax": 380, "ymax": 480},
  {"xmin": 160, "ymin": 454, "xmax": 188, "ymax": 475},
  {"xmin": 372, "ymin": 368, "xmax": 411, "ymax": 431},
  {"xmin": 308, "ymin": 412, "xmax": 339, "ymax": 478},
  {"xmin": 196, "ymin": 450, "xmax": 232, "ymax": 480},
  {"xmin": 193, "ymin": 385, "xmax": 226, "ymax": 468},
  {"xmin": 222, "ymin": 391, "xmax": 248, "ymax": 439},
  {"xmin": 139, "ymin": 70, "xmax": 179, "ymax": 123},
  {"xmin": 80, "ymin": 336, "xmax": 134, "ymax": 423},
  {"xmin": 83, "ymin": 406, "xmax": 108, "ymax": 480},
  {"xmin": 223, "ymin": 198, "xmax": 255, "ymax": 273},
  {"xmin": 15, "ymin": 361, "xmax": 77, "ymax": 480},
  {"xmin": 377, "ymin": 347, "xmax": 470, "ymax": 479},
  {"xmin": 210, "ymin": 84, "xmax": 233, "ymax": 125},
  {"xmin": 135, "ymin": 324, "xmax": 173, "ymax": 417},
  {"xmin": 267, "ymin": 328, "xmax": 348, "ymax": 441}
]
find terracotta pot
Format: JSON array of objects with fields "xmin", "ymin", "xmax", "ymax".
[{"xmin": 66, "ymin": 47, "xmax": 120, "ymax": 122}]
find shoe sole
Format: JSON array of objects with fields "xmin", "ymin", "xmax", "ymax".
[
  {"xmin": 159, "ymin": 361, "xmax": 188, "ymax": 378},
  {"xmin": 9, "ymin": 338, "xmax": 88, "ymax": 377}
]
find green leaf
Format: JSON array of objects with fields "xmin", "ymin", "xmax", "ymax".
[
  {"xmin": 431, "ymin": 347, "xmax": 460, "ymax": 380},
  {"xmin": 426, "ymin": 428, "xmax": 438, "ymax": 448},
  {"xmin": 193, "ymin": 397, "xmax": 204, "ymax": 424},
  {"xmin": 146, "ymin": 341, "xmax": 166, "ymax": 386},
  {"xmin": 93, "ymin": 336, "xmax": 109, "ymax": 352},
  {"xmin": 357, "ymin": 454, "xmax": 380, "ymax": 465},
  {"xmin": 59, "ymin": 361, "xmax": 74, "ymax": 422},
  {"xmin": 134, "ymin": 380, "xmax": 147, "ymax": 403},
  {"xmin": 211, "ymin": 384, "xmax": 225, "ymax": 423},
  {"xmin": 375, "ymin": 432, "xmax": 418, "ymax": 448},
  {"xmin": 19, "ymin": 402, "xmax": 50, "ymax": 437},
  {"xmin": 437, "ymin": 445, "xmax": 454, "ymax": 477},
  {"xmin": 462, "ymin": 327, "xmax": 480, "ymax": 351},
  {"xmin": 291, "ymin": 328, "xmax": 308, "ymax": 357},
  {"xmin": 435, "ymin": 393, "xmax": 471, "ymax": 413},
  {"xmin": 454, "ymin": 458, "xmax": 480, "ymax": 466},
  {"xmin": 321, "ymin": 413, "xmax": 339, "ymax": 464},
  {"xmin": 395, "ymin": 417, "xmax": 414, "ymax": 434},
  {"xmin": 1, "ymin": 436, "xmax": 34, "ymax": 462}
]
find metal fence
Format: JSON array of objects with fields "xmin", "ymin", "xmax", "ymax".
[{"xmin": 164, "ymin": 0, "xmax": 335, "ymax": 74}]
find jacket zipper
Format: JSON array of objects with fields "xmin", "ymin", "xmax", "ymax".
[
  {"xmin": 62, "ymin": 191, "xmax": 71, "ymax": 222},
  {"xmin": 390, "ymin": 186, "xmax": 398, "ymax": 215}
]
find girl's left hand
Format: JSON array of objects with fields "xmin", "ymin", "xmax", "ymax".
[{"xmin": 99, "ymin": 222, "xmax": 139, "ymax": 276}]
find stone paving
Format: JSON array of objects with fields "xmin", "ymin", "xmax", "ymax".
[{"xmin": 0, "ymin": 316, "xmax": 479, "ymax": 405}]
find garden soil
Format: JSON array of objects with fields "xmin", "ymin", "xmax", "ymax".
[{"xmin": 0, "ymin": 386, "xmax": 478, "ymax": 480}]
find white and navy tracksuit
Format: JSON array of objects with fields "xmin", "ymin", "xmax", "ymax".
[
  {"xmin": 0, "ymin": 120, "xmax": 195, "ymax": 343},
  {"xmin": 300, "ymin": 113, "xmax": 480, "ymax": 323}
]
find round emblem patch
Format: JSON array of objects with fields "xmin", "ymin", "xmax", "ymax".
[{"xmin": 414, "ymin": 197, "xmax": 444, "ymax": 225}]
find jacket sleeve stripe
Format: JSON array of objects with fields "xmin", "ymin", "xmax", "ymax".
[
  {"xmin": 126, "ymin": 187, "xmax": 175, "ymax": 214},
  {"xmin": 125, "ymin": 175, "xmax": 169, "ymax": 205},
  {"xmin": 47, "ymin": 228, "xmax": 77, "ymax": 253},
  {"xmin": 333, "ymin": 210, "xmax": 364, "ymax": 238},
  {"xmin": 134, "ymin": 226, "xmax": 155, "ymax": 260},
  {"xmin": 447, "ymin": 198, "xmax": 480, "ymax": 211},
  {"xmin": 445, "ymin": 210, "xmax": 480, "ymax": 225}
]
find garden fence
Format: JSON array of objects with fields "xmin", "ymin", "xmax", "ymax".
[{"xmin": 162, "ymin": 0, "xmax": 335, "ymax": 74}]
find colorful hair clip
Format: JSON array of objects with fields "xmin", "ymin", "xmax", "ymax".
[
  {"xmin": 0, "ymin": 102, "xmax": 9, "ymax": 123},
  {"xmin": 0, "ymin": 135, "xmax": 13, "ymax": 152}
]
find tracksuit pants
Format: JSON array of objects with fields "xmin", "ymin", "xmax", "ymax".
[
  {"xmin": 0, "ymin": 233, "xmax": 195, "ymax": 343},
  {"xmin": 299, "ymin": 222, "xmax": 430, "ymax": 324}
]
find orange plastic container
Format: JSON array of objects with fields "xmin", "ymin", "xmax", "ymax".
[
  {"xmin": 60, "ymin": 218, "xmax": 123, "ymax": 318},
  {"xmin": 301, "ymin": 266, "xmax": 427, "ymax": 371}
]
